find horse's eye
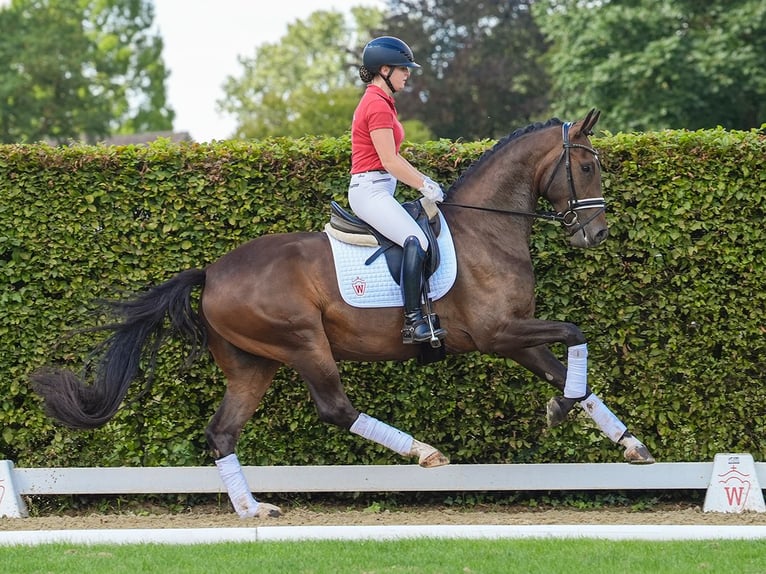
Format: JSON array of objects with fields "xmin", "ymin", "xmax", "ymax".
[{"xmin": 581, "ymin": 164, "xmax": 591, "ymax": 173}]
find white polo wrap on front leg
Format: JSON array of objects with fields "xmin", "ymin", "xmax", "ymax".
[
  {"xmin": 579, "ymin": 393, "xmax": 627, "ymax": 443},
  {"xmin": 215, "ymin": 453, "xmax": 260, "ymax": 518},
  {"xmin": 350, "ymin": 413, "xmax": 414, "ymax": 456},
  {"xmin": 564, "ymin": 343, "xmax": 588, "ymax": 399}
]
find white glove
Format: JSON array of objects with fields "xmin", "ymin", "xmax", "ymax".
[{"xmin": 418, "ymin": 177, "xmax": 444, "ymax": 203}]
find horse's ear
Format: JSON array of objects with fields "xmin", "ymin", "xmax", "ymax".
[{"xmin": 578, "ymin": 108, "xmax": 601, "ymax": 137}]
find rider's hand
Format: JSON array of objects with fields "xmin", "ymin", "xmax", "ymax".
[{"xmin": 419, "ymin": 177, "xmax": 444, "ymax": 203}]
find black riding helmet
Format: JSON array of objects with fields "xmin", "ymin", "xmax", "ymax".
[
  {"xmin": 360, "ymin": 36, "xmax": 420, "ymax": 92},
  {"xmin": 362, "ymin": 36, "xmax": 421, "ymax": 72}
]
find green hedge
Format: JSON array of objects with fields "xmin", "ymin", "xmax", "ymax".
[{"xmin": 0, "ymin": 127, "xmax": 764, "ymax": 469}]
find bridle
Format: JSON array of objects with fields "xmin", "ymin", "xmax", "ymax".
[
  {"xmin": 542, "ymin": 121, "xmax": 606, "ymax": 236},
  {"xmin": 443, "ymin": 122, "xmax": 606, "ymax": 236}
]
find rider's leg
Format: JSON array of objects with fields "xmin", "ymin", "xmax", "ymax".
[
  {"xmin": 348, "ymin": 172, "xmax": 428, "ymax": 249},
  {"xmin": 349, "ymin": 172, "xmax": 446, "ymax": 344},
  {"xmin": 400, "ymin": 236, "xmax": 446, "ymax": 343}
]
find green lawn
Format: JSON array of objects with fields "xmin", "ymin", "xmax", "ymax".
[{"xmin": 2, "ymin": 538, "xmax": 766, "ymax": 573}]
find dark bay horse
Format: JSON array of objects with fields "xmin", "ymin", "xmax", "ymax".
[{"xmin": 31, "ymin": 109, "xmax": 654, "ymax": 518}]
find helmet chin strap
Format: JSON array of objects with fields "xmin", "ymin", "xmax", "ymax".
[{"xmin": 382, "ymin": 67, "xmax": 396, "ymax": 93}]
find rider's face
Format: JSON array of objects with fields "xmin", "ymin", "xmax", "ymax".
[{"xmin": 385, "ymin": 66, "xmax": 411, "ymax": 90}]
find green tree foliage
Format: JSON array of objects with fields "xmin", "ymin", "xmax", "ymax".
[
  {"xmin": 533, "ymin": 0, "xmax": 766, "ymax": 132},
  {"xmin": 379, "ymin": 0, "xmax": 551, "ymax": 139},
  {"xmin": 219, "ymin": 8, "xmax": 387, "ymax": 140},
  {"xmin": 0, "ymin": 0, "xmax": 173, "ymax": 144}
]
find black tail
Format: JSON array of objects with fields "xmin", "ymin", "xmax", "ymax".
[{"xmin": 30, "ymin": 268, "xmax": 208, "ymax": 429}]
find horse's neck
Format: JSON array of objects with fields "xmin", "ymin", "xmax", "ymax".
[
  {"xmin": 467, "ymin": 137, "xmax": 552, "ymax": 209},
  {"xmin": 445, "ymin": 142, "xmax": 547, "ymax": 246}
]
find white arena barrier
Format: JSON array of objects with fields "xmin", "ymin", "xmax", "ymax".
[{"xmin": 2, "ymin": 457, "xmax": 764, "ymax": 518}]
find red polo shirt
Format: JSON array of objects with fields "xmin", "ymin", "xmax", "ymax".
[{"xmin": 350, "ymin": 84, "xmax": 405, "ymax": 174}]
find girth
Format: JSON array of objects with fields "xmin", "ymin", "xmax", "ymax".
[{"xmin": 327, "ymin": 199, "xmax": 442, "ymax": 284}]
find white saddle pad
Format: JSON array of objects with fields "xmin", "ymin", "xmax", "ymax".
[{"xmin": 326, "ymin": 213, "xmax": 458, "ymax": 308}]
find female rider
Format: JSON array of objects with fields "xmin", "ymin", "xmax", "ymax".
[{"xmin": 348, "ymin": 35, "xmax": 446, "ymax": 344}]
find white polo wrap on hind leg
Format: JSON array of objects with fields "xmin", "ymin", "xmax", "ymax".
[
  {"xmin": 564, "ymin": 343, "xmax": 588, "ymax": 399},
  {"xmin": 350, "ymin": 413, "xmax": 413, "ymax": 456},
  {"xmin": 215, "ymin": 453, "xmax": 260, "ymax": 518},
  {"xmin": 579, "ymin": 393, "xmax": 627, "ymax": 443}
]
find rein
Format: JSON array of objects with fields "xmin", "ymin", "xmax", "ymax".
[
  {"xmin": 441, "ymin": 201, "xmax": 565, "ymax": 222},
  {"xmin": 442, "ymin": 122, "xmax": 605, "ymax": 234}
]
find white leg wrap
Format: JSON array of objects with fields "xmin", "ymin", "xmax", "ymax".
[
  {"xmin": 215, "ymin": 453, "xmax": 260, "ymax": 518},
  {"xmin": 350, "ymin": 413, "xmax": 414, "ymax": 456},
  {"xmin": 579, "ymin": 393, "xmax": 627, "ymax": 443},
  {"xmin": 564, "ymin": 343, "xmax": 588, "ymax": 399}
]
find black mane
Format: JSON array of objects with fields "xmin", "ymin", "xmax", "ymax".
[{"xmin": 448, "ymin": 118, "xmax": 563, "ymax": 195}]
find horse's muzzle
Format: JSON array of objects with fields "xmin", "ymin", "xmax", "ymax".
[{"xmin": 569, "ymin": 223, "xmax": 608, "ymax": 248}]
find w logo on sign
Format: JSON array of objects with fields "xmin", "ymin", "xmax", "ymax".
[
  {"xmin": 351, "ymin": 277, "xmax": 366, "ymax": 296},
  {"xmin": 717, "ymin": 468, "xmax": 752, "ymax": 511},
  {"xmin": 724, "ymin": 485, "xmax": 747, "ymax": 506}
]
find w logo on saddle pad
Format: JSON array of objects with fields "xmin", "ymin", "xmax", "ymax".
[
  {"xmin": 351, "ymin": 276, "xmax": 367, "ymax": 296},
  {"xmin": 326, "ymin": 212, "xmax": 458, "ymax": 308}
]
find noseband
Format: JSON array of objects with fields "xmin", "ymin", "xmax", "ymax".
[{"xmin": 443, "ymin": 122, "xmax": 606, "ymax": 235}]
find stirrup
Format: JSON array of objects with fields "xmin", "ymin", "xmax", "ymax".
[{"xmin": 402, "ymin": 313, "xmax": 446, "ymax": 347}]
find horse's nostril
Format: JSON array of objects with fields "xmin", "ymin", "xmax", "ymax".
[{"xmin": 595, "ymin": 228, "xmax": 609, "ymax": 243}]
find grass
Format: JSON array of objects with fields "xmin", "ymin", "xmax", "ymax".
[{"xmin": 2, "ymin": 538, "xmax": 766, "ymax": 573}]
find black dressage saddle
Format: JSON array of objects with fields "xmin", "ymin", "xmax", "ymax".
[{"xmin": 328, "ymin": 199, "xmax": 442, "ymax": 283}]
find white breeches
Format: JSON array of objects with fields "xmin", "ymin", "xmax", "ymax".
[{"xmin": 348, "ymin": 171, "xmax": 428, "ymax": 250}]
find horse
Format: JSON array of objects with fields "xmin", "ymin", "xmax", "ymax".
[{"xmin": 31, "ymin": 108, "xmax": 654, "ymax": 519}]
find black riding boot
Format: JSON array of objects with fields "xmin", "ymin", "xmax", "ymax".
[{"xmin": 400, "ymin": 236, "xmax": 446, "ymax": 344}]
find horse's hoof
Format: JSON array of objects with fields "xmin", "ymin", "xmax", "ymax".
[
  {"xmin": 624, "ymin": 443, "xmax": 656, "ymax": 465},
  {"xmin": 410, "ymin": 439, "xmax": 450, "ymax": 468},
  {"xmin": 546, "ymin": 396, "xmax": 577, "ymax": 427},
  {"xmin": 419, "ymin": 450, "xmax": 450, "ymax": 468},
  {"xmin": 254, "ymin": 503, "xmax": 283, "ymax": 518}
]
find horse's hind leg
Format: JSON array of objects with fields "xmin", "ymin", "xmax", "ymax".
[
  {"xmin": 507, "ymin": 345, "xmax": 654, "ymax": 464},
  {"xmin": 293, "ymin": 348, "xmax": 449, "ymax": 468},
  {"xmin": 205, "ymin": 336, "xmax": 283, "ymax": 518}
]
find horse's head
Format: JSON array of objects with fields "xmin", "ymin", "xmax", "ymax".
[{"xmin": 540, "ymin": 108, "xmax": 608, "ymax": 248}]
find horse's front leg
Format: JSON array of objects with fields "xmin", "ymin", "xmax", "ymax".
[{"xmin": 491, "ymin": 320, "xmax": 654, "ymax": 464}]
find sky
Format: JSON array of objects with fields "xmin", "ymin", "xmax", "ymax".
[{"xmin": 153, "ymin": 0, "xmax": 385, "ymax": 141}]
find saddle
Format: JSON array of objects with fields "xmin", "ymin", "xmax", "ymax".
[{"xmin": 325, "ymin": 198, "xmax": 442, "ymax": 284}]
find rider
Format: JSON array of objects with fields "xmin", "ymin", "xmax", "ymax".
[{"xmin": 348, "ymin": 35, "xmax": 447, "ymax": 345}]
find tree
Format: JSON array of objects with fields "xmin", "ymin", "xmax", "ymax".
[
  {"xmin": 0, "ymin": 0, "xmax": 173, "ymax": 144},
  {"xmin": 379, "ymin": 0, "xmax": 551, "ymax": 140},
  {"xmin": 220, "ymin": 7, "xmax": 389, "ymax": 140},
  {"xmin": 533, "ymin": 0, "xmax": 766, "ymax": 132}
]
